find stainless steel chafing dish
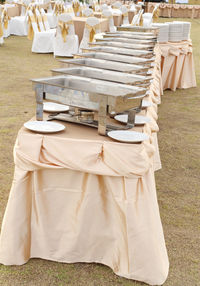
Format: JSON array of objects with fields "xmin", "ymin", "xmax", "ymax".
[
  {"xmin": 74, "ymin": 52, "xmax": 154, "ymax": 66},
  {"xmin": 32, "ymin": 75, "xmax": 147, "ymax": 135},
  {"xmin": 95, "ymin": 38, "xmax": 154, "ymax": 50},
  {"xmin": 105, "ymin": 31, "xmax": 157, "ymax": 40},
  {"xmin": 117, "ymin": 26, "xmax": 159, "ymax": 34},
  {"xmin": 59, "ymin": 58, "xmax": 151, "ymax": 75},
  {"xmin": 51, "ymin": 66, "xmax": 153, "ymax": 88},
  {"xmin": 100, "ymin": 36, "xmax": 156, "ymax": 46},
  {"xmin": 89, "ymin": 41, "xmax": 154, "ymax": 52},
  {"xmin": 103, "ymin": 33, "xmax": 157, "ymax": 42},
  {"xmin": 107, "ymin": 31, "xmax": 156, "ymax": 36},
  {"xmin": 82, "ymin": 46, "xmax": 154, "ymax": 58}
]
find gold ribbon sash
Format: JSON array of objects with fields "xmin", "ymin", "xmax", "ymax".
[
  {"xmin": 58, "ymin": 20, "xmax": 73, "ymax": 42},
  {"xmin": 72, "ymin": 2, "xmax": 80, "ymax": 16},
  {"xmin": 27, "ymin": 15, "xmax": 36, "ymax": 41},
  {"xmin": 2, "ymin": 10, "xmax": 10, "ymax": 30},
  {"xmin": 86, "ymin": 23, "xmax": 100, "ymax": 42},
  {"xmin": 0, "ymin": 17, "xmax": 3, "ymax": 37}
]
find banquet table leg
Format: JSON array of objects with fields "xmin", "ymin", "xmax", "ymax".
[{"xmin": 35, "ymin": 86, "xmax": 44, "ymax": 121}]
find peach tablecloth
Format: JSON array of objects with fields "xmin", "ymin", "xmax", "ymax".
[
  {"xmin": 159, "ymin": 40, "xmax": 196, "ymax": 91},
  {"xmin": 0, "ymin": 45, "xmax": 168, "ymax": 285},
  {"xmin": 73, "ymin": 17, "xmax": 109, "ymax": 42},
  {"xmin": 147, "ymin": 2, "xmax": 200, "ymax": 18}
]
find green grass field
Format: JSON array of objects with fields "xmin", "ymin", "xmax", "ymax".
[{"xmin": 0, "ymin": 18, "xmax": 200, "ymax": 286}]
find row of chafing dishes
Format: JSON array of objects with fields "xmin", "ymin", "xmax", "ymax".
[{"xmin": 32, "ymin": 26, "xmax": 159, "ymax": 136}]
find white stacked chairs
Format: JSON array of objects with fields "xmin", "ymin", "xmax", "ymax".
[
  {"xmin": 54, "ymin": 13, "xmax": 79, "ymax": 57},
  {"xmin": 121, "ymin": 5, "xmax": 129, "ymax": 26},
  {"xmin": 82, "ymin": 8, "xmax": 94, "ymax": 17},
  {"xmin": 79, "ymin": 16, "xmax": 100, "ymax": 52},
  {"xmin": 102, "ymin": 9, "xmax": 116, "ymax": 33},
  {"xmin": 28, "ymin": 9, "xmax": 55, "ymax": 53}
]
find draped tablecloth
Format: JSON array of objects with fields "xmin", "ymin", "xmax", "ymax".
[
  {"xmin": 159, "ymin": 40, "xmax": 196, "ymax": 91},
  {"xmin": 0, "ymin": 45, "xmax": 169, "ymax": 286},
  {"xmin": 147, "ymin": 2, "xmax": 200, "ymax": 18}
]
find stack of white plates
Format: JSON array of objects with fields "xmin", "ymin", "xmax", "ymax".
[
  {"xmin": 173, "ymin": 21, "xmax": 191, "ymax": 40},
  {"xmin": 152, "ymin": 23, "xmax": 169, "ymax": 43},
  {"xmin": 168, "ymin": 22, "xmax": 183, "ymax": 42}
]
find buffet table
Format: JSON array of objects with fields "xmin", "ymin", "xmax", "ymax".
[
  {"xmin": 159, "ymin": 40, "xmax": 196, "ymax": 91},
  {"xmin": 147, "ymin": 2, "xmax": 200, "ymax": 18},
  {"xmin": 0, "ymin": 46, "xmax": 169, "ymax": 286}
]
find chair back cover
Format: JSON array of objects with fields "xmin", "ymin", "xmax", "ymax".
[
  {"xmin": 121, "ymin": 5, "xmax": 129, "ymax": 25},
  {"xmin": 35, "ymin": 8, "xmax": 45, "ymax": 31},
  {"xmin": 102, "ymin": 9, "xmax": 116, "ymax": 33},
  {"xmin": 40, "ymin": 8, "xmax": 50, "ymax": 30},
  {"xmin": 82, "ymin": 8, "xmax": 94, "ymax": 17},
  {"xmin": 79, "ymin": 16, "xmax": 100, "ymax": 51}
]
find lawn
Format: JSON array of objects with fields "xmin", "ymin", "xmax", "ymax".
[{"xmin": 0, "ymin": 18, "xmax": 200, "ymax": 286}]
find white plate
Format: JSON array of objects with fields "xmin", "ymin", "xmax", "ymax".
[
  {"xmin": 114, "ymin": 114, "xmax": 150, "ymax": 125},
  {"xmin": 43, "ymin": 102, "xmax": 69, "ymax": 113},
  {"xmin": 24, "ymin": 121, "xmax": 65, "ymax": 133},
  {"xmin": 107, "ymin": 130, "xmax": 149, "ymax": 143},
  {"xmin": 142, "ymin": 99, "xmax": 152, "ymax": 108}
]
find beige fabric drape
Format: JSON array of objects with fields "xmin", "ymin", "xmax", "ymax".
[{"xmin": 159, "ymin": 41, "xmax": 196, "ymax": 91}]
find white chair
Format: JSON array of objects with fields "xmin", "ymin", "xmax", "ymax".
[
  {"xmin": 142, "ymin": 12, "xmax": 153, "ymax": 28},
  {"xmin": 35, "ymin": 8, "xmax": 45, "ymax": 31},
  {"xmin": 46, "ymin": 2, "xmax": 57, "ymax": 28},
  {"xmin": 79, "ymin": 16, "xmax": 100, "ymax": 52},
  {"xmin": 54, "ymin": 13, "xmax": 79, "ymax": 57},
  {"xmin": 28, "ymin": 10, "xmax": 55, "ymax": 53},
  {"xmin": 102, "ymin": 9, "xmax": 116, "ymax": 33},
  {"xmin": 82, "ymin": 8, "xmax": 94, "ymax": 17},
  {"xmin": 130, "ymin": 4, "xmax": 136, "ymax": 12},
  {"xmin": 0, "ymin": 9, "xmax": 4, "ymax": 45},
  {"xmin": 131, "ymin": 9, "xmax": 143, "ymax": 26},
  {"xmin": 20, "ymin": 0, "xmax": 30, "ymax": 16},
  {"xmin": 121, "ymin": 5, "xmax": 129, "ymax": 25},
  {"xmin": 65, "ymin": 4, "xmax": 75, "ymax": 17},
  {"xmin": 9, "ymin": 4, "xmax": 29, "ymax": 35},
  {"xmin": 2, "ymin": 8, "xmax": 11, "ymax": 38},
  {"xmin": 112, "ymin": 1, "xmax": 121, "ymax": 9}
]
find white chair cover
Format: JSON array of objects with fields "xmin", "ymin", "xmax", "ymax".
[
  {"xmin": 40, "ymin": 8, "xmax": 50, "ymax": 30},
  {"xmin": 121, "ymin": 5, "xmax": 129, "ymax": 25},
  {"xmin": 28, "ymin": 10, "xmax": 55, "ymax": 53},
  {"xmin": 142, "ymin": 12, "xmax": 153, "ymax": 27},
  {"xmin": 9, "ymin": 4, "xmax": 29, "ymax": 35},
  {"xmin": 2, "ymin": 8, "xmax": 11, "ymax": 38},
  {"xmin": 79, "ymin": 16, "xmax": 100, "ymax": 52},
  {"xmin": 131, "ymin": 9, "xmax": 143, "ymax": 26},
  {"xmin": 82, "ymin": 8, "xmax": 93, "ymax": 17},
  {"xmin": 35, "ymin": 8, "xmax": 45, "ymax": 31},
  {"xmin": 0, "ymin": 9, "xmax": 4, "ymax": 45},
  {"xmin": 102, "ymin": 9, "xmax": 116, "ymax": 33},
  {"xmin": 54, "ymin": 13, "xmax": 79, "ymax": 57}
]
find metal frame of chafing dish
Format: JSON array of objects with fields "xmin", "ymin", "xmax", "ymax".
[
  {"xmin": 51, "ymin": 66, "xmax": 153, "ymax": 88},
  {"xmin": 117, "ymin": 26, "xmax": 159, "ymax": 34},
  {"xmin": 102, "ymin": 34, "xmax": 157, "ymax": 43},
  {"xmin": 73, "ymin": 52, "xmax": 155, "ymax": 67},
  {"xmin": 95, "ymin": 38, "xmax": 154, "ymax": 50},
  {"xmin": 32, "ymin": 75, "xmax": 146, "ymax": 135},
  {"xmin": 89, "ymin": 41, "xmax": 155, "ymax": 54},
  {"xmin": 82, "ymin": 46, "xmax": 155, "ymax": 59},
  {"xmin": 59, "ymin": 58, "xmax": 152, "ymax": 75}
]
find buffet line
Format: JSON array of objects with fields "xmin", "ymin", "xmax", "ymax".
[{"xmin": 28, "ymin": 25, "xmax": 160, "ymax": 143}]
